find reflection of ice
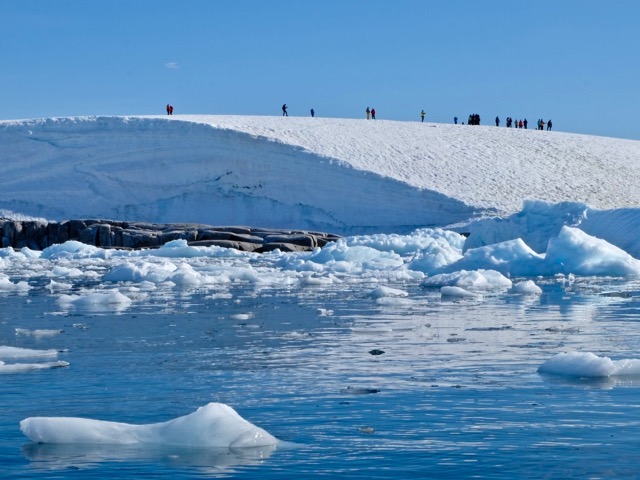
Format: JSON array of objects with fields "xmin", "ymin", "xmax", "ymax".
[
  {"xmin": 22, "ymin": 442, "xmax": 276, "ymax": 473},
  {"xmin": 440, "ymin": 285, "xmax": 478, "ymax": 298}
]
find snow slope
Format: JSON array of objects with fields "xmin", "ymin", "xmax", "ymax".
[{"xmin": 2, "ymin": 115, "xmax": 640, "ymax": 236}]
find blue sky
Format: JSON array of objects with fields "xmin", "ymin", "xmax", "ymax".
[{"xmin": 2, "ymin": 1, "xmax": 639, "ymax": 140}]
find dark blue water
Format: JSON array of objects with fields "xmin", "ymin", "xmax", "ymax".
[{"xmin": 2, "ymin": 278, "xmax": 640, "ymax": 479}]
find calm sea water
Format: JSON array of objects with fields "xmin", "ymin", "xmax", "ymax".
[{"xmin": 2, "ymin": 275, "xmax": 640, "ymax": 479}]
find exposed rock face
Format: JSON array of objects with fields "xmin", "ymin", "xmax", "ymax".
[{"xmin": 0, "ymin": 219, "xmax": 341, "ymax": 253}]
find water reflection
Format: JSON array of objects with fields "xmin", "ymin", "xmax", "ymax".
[
  {"xmin": 538, "ymin": 372, "xmax": 640, "ymax": 390},
  {"xmin": 22, "ymin": 442, "xmax": 277, "ymax": 473}
]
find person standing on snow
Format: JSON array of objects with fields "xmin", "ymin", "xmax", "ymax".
[
  {"xmin": 310, "ymin": 108, "xmax": 315, "ymax": 117},
  {"xmin": 454, "ymin": 116, "xmax": 458, "ymax": 124},
  {"xmin": 282, "ymin": 104, "xmax": 288, "ymax": 116},
  {"xmin": 366, "ymin": 107, "xmax": 370, "ymax": 120},
  {"xmin": 495, "ymin": 116, "xmax": 500, "ymax": 127},
  {"xmin": 371, "ymin": 108, "xmax": 376, "ymax": 120},
  {"xmin": 421, "ymin": 110, "xmax": 425, "ymax": 122},
  {"xmin": 547, "ymin": 119, "xmax": 553, "ymax": 131}
]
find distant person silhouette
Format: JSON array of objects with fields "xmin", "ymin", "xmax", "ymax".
[
  {"xmin": 547, "ymin": 119, "xmax": 553, "ymax": 131},
  {"xmin": 371, "ymin": 108, "xmax": 376, "ymax": 120},
  {"xmin": 310, "ymin": 108, "xmax": 315, "ymax": 117},
  {"xmin": 495, "ymin": 116, "xmax": 500, "ymax": 127},
  {"xmin": 454, "ymin": 116, "xmax": 458, "ymax": 124},
  {"xmin": 421, "ymin": 110, "xmax": 425, "ymax": 122},
  {"xmin": 366, "ymin": 107, "xmax": 370, "ymax": 120},
  {"xmin": 282, "ymin": 104, "xmax": 288, "ymax": 116}
]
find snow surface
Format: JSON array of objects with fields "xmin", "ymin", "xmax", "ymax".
[{"xmin": 2, "ymin": 115, "xmax": 640, "ymax": 238}]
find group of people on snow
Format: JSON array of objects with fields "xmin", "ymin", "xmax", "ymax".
[
  {"xmin": 164, "ymin": 103, "xmax": 553, "ymax": 132},
  {"xmin": 536, "ymin": 118, "xmax": 552, "ymax": 130},
  {"xmin": 506, "ymin": 117, "xmax": 529, "ymax": 128},
  {"xmin": 500, "ymin": 117, "xmax": 552, "ymax": 130},
  {"xmin": 467, "ymin": 113, "xmax": 481, "ymax": 125},
  {"xmin": 282, "ymin": 104, "xmax": 378, "ymax": 119},
  {"xmin": 365, "ymin": 107, "xmax": 377, "ymax": 120}
]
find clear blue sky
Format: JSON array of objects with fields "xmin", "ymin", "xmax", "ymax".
[{"xmin": 2, "ymin": 1, "xmax": 639, "ymax": 140}]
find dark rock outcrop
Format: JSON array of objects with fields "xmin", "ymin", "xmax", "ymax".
[{"xmin": 0, "ymin": 219, "xmax": 341, "ymax": 253}]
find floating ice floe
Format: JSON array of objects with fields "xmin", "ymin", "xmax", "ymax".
[
  {"xmin": 538, "ymin": 352, "xmax": 640, "ymax": 377},
  {"xmin": 446, "ymin": 238, "xmax": 544, "ymax": 277},
  {"xmin": 57, "ymin": 289, "xmax": 133, "ymax": 312},
  {"xmin": 46, "ymin": 279, "xmax": 73, "ymax": 292},
  {"xmin": 0, "ymin": 273, "xmax": 31, "ymax": 292},
  {"xmin": 0, "ymin": 360, "xmax": 69, "ymax": 373},
  {"xmin": 285, "ymin": 239, "xmax": 405, "ymax": 274},
  {"xmin": 545, "ymin": 226, "xmax": 640, "ymax": 277},
  {"xmin": 15, "ymin": 328, "xmax": 64, "ymax": 337},
  {"xmin": 508, "ymin": 280, "xmax": 542, "ymax": 295},
  {"xmin": 0, "ymin": 346, "xmax": 68, "ymax": 373},
  {"xmin": 0, "ymin": 346, "xmax": 59, "ymax": 359},
  {"xmin": 20, "ymin": 402, "xmax": 277, "ymax": 448},
  {"xmin": 424, "ymin": 269, "xmax": 512, "ymax": 290},
  {"xmin": 50, "ymin": 265, "xmax": 85, "ymax": 278}
]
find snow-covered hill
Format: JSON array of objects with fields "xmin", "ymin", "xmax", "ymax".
[{"xmin": 2, "ymin": 115, "xmax": 640, "ymax": 237}]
